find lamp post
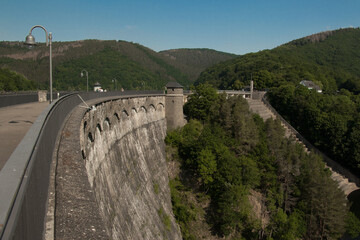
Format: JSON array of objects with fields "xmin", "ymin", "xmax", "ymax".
[
  {"xmin": 112, "ymin": 78, "xmax": 117, "ymax": 91},
  {"xmin": 81, "ymin": 70, "xmax": 89, "ymax": 92},
  {"xmin": 25, "ymin": 25, "xmax": 53, "ymax": 103}
]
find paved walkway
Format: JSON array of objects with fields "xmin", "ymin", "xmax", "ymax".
[{"xmin": 0, "ymin": 102, "xmax": 49, "ymax": 170}]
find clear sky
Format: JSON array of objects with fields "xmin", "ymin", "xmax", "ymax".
[{"xmin": 1, "ymin": 0, "xmax": 359, "ymax": 54}]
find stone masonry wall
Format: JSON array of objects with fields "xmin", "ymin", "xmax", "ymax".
[{"xmin": 79, "ymin": 96, "xmax": 181, "ymax": 239}]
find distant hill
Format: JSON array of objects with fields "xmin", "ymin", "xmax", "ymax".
[
  {"xmin": 159, "ymin": 48, "xmax": 237, "ymax": 81},
  {"xmin": 196, "ymin": 28, "xmax": 360, "ymax": 93},
  {"xmin": 0, "ymin": 67, "xmax": 36, "ymax": 92},
  {"xmin": 0, "ymin": 40, "xmax": 237, "ymax": 91},
  {"xmin": 194, "ymin": 28, "xmax": 360, "ymax": 183}
]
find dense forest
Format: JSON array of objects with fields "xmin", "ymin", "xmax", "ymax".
[
  {"xmin": 0, "ymin": 40, "xmax": 236, "ymax": 91},
  {"xmin": 52, "ymin": 46, "xmax": 182, "ymax": 90},
  {"xmin": 268, "ymin": 85, "xmax": 360, "ymax": 174},
  {"xmin": 160, "ymin": 48, "xmax": 237, "ymax": 81},
  {"xmin": 194, "ymin": 27, "xmax": 360, "ymax": 184},
  {"xmin": 196, "ymin": 28, "xmax": 360, "ymax": 92},
  {"xmin": 166, "ymin": 84, "xmax": 360, "ymax": 240},
  {"xmin": 0, "ymin": 68, "xmax": 36, "ymax": 91}
]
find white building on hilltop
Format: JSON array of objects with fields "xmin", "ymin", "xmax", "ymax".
[{"xmin": 300, "ymin": 80, "xmax": 322, "ymax": 93}]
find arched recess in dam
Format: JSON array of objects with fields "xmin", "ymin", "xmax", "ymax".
[
  {"xmin": 348, "ymin": 189, "xmax": 360, "ymax": 219},
  {"xmin": 55, "ymin": 96, "xmax": 181, "ymax": 240}
]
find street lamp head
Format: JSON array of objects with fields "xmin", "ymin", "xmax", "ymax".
[
  {"xmin": 81, "ymin": 70, "xmax": 88, "ymax": 77},
  {"xmin": 25, "ymin": 34, "xmax": 36, "ymax": 45},
  {"xmin": 25, "ymin": 25, "xmax": 53, "ymax": 103}
]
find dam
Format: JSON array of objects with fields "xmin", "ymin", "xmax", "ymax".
[
  {"xmin": 0, "ymin": 87, "xmax": 359, "ymax": 240},
  {"xmin": 0, "ymin": 87, "xmax": 184, "ymax": 240},
  {"xmin": 55, "ymin": 95, "xmax": 181, "ymax": 239}
]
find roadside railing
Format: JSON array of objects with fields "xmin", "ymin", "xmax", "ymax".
[
  {"xmin": 0, "ymin": 91, "xmax": 163, "ymax": 240},
  {"xmin": 0, "ymin": 92, "xmax": 40, "ymax": 108},
  {"xmin": 0, "ymin": 92, "xmax": 71, "ymax": 108}
]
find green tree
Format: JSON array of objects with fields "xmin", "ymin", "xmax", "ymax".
[
  {"xmin": 267, "ymin": 209, "xmax": 304, "ymax": 240},
  {"xmin": 216, "ymin": 184, "xmax": 252, "ymax": 237},
  {"xmin": 197, "ymin": 148, "xmax": 217, "ymax": 185},
  {"xmin": 299, "ymin": 154, "xmax": 348, "ymax": 240},
  {"xmin": 178, "ymin": 119, "xmax": 203, "ymax": 167},
  {"xmin": 232, "ymin": 79, "xmax": 243, "ymax": 90},
  {"xmin": 345, "ymin": 212, "xmax": 360, "ymax": 238},
  {"xmin": 239, "ymin": 156, "xmax": 260, "ymax": 188},
  {"xmin": 184, "ymin": 83, "xmax": 218, "ymax": 121},
  {"xmin": 231, "ymin": 97, "xmax": 259, "ymax": 153},
  {"xmin": 0, "ymin": 68, "xmax": 36, "ymax": 91}
]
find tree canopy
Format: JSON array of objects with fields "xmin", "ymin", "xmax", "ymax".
[
  {"xmin": 166, "ymin": 84, "xmax": 358, "ymax": 239},
  {"xmin": 268, "ymin": 85, "xmax": 360, "ymax": 174},
  {"xmin": 0, "ymin": 67, "xmax": 36, "ymax": 91}
]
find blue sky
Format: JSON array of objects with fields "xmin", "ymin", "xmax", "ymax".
[{"xmin": 1, "ymin": 0, "xmax": 359, "ymax": 54}]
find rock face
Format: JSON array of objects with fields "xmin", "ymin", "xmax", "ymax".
[{"xmin": 79, "ymin": 96, "xmax": 181, "ymax": 239}]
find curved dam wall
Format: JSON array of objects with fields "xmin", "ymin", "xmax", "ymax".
[
  {"xmin": 0, "ymin": 91, "xmax": 183, "ymax": 240},
  {"xmin": 74, "ymin": 96, "xmax": 181, "ymax": 239}
]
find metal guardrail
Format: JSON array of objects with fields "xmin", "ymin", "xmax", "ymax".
[
  {"xmin": 261, "ymin": 94, "xmax": 360, "ymax": 187},
  {"xmin": 0, "ymin": 91, "xmax": 163, "ymax": 240},
  {"xmin": 217, "ymin": 90, "xmax": 251, "ymax": 96}
]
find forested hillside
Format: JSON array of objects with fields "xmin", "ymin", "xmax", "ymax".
[
  {"xmin": 195, "ymin": 27, "xmax": 360, "ymax": 179},
  {"xmin": 0, "ymin": 68, "xmax": 36, "ymax": 91},
  {"xmin": 166, "ymin": 84, "xmax": 360, "ymax": 240},
  {"xmin": 268, "ymin": 84, "xmax": 360, "ymax": 174},
  {"xmin": 0, "ymin": 40, "xmax": 236, "ymax": 91},
  {"xmin": 160, "ymin": 48, "xmax": 237, "ymax": 81},
  {"xmin": 196, "ymin": 28, "xmax": 360, "ymax": 92}
]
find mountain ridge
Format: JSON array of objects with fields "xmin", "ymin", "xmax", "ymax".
[
  {"xmin": 196, "ymin": 27, "xmax": 360, "ymax": 92},
  {"xmin": 0, "ymin": 40, "xmax": 237, "ymax": 91}
]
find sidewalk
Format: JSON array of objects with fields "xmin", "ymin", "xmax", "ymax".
[{"xmin": 0, "ymin": 101, "xmax": 49, "ymax": 170}]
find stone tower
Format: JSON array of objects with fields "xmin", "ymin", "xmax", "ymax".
[{"xmin": 165, "ymin": 82, "xmax": 184, "ymax": 130}]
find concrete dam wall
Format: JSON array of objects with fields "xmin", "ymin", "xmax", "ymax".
[{"xmin": 55, "ymin": 95, "xmax": 181, "ymax": 239}]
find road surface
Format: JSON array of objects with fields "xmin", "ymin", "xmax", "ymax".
[{"xmin": 0, "ymin": 102, "xmax": 49, "ymax": 170}]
